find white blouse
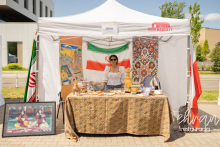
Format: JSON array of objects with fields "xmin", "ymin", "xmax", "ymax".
[{"xmin": 103, "ymin": 66, "xmax": 126, "ymax": 85}]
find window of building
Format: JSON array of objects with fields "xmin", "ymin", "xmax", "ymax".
[
  {"xmin": 8, "ymin": 42, "xmax": 18, "ymax": 64},
  {"xmin": 45, "ymin": 6, "xmax": 48, "ymax": 17},
  {"xmin": 14, "ymin": 0, "xmax": 18, "ymax": 3},
  {"xmin": 40, "ymin": 1, "xmax": 43, "ymax": 17},
  {"xmin": 24, "ymin": 0, "xmax": 28, "ymax": 9},
  {"xmin": 33, "ymin": 0, "xmax": 36, "ymax": 14},
  {"xmin": 50, "ymin": 10, "xmax": 53, "ymax": 17},
  {"xmin": 0, "ymin": 12, "xmax": 19, "ymax": 22}
]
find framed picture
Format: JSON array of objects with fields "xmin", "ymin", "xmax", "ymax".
[{"xmin": 2, "ymin": 102, "xmax": 56, "ymax": 137}]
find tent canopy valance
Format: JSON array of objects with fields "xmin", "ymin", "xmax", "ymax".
[{"xmin": 38, "ymin": 0, "xmax": 190, "ymax": 37}]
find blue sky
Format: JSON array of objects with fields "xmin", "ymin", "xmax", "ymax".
[{"xmin": 52, "ymin": 0, "xmax": 220, "ymax": 29}]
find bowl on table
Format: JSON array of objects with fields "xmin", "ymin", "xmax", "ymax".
[{"xmin": 131, "ymin": 87, "xmax": 139, "ymax": 92}]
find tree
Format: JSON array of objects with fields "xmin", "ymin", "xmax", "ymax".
[
  {"xmin": 189, "ymin": 3, "xmax": 204, "ymax": 48},
  {"xmin": 209, "ymin": 43, "xmax": 220, "ymax": 72},
  {"xmin": 159, "ymin": 1, "xmax": 186, "ymax": 19},
  {"xmin": 196, "ymin": 44, "xmax": 205, "ymax": 61},
  {"xmin": 202, "ymin": 39, "xmax": 210, "ymax": 61}
]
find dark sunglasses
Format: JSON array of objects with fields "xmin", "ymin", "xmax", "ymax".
[{"xmin": 110, "ymin": 59, "xmax": 117, "ymax": 61}]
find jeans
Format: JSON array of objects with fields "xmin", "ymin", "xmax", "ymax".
[{"xmin": 106, "ymin": 85, "xmax": 122, "ymax": 90}]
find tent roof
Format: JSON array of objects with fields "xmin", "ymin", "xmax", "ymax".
[{"xmin": 38, "ymin": 0, "xmax": 190, "ymax": 37}]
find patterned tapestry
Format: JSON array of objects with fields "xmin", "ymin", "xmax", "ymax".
[
  {"xmin": 132, "ymin": 37, "xmax": 158, "ymax": 84},
  {"xmin": 60, "ymin": 36, "xmax": 83, "ymax": 86}
]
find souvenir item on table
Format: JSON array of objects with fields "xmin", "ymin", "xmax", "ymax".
[
  {"xmin": 80, "ymin": 86, "xmax": 87, "ymax": 93},
  {"xmin": 149, "ymin": 77, "xmax": 158, "ymax": 95},
  {"xmin": 98, "ymin": 93, "xmax": 104, "ymax": 96},
  {"xmin": 143, "ymin": 87, "xmax": 151, "ymax": 96},
  {"xmin": 149, "ymin": 77, "xmax": 158, "ymax": 88},
  {"xmin": 150, "ymin": 88, "xmax": 155, "ymax": 95},
  {"xmin": 154, "ymin": 90, "xmax": 163, "ymax": 95},
  {"xmin": 154, "ymin": 81, "xmax": 162, "ymax": 94},
  {"xmin": 72, "ymin": 77, "xmax": 80, "ymax": 95},
  {"xmin": 123, "ymin": 68, "xmax": 133, "ymax": 93}
]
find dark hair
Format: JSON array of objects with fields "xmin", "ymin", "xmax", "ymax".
[
  {"xmin": 21, "ymin": 110, "xmax": 25, "ymax": 114},
  {"xmin": 109, "ymin": 55, "xmax": 118, "ymax": 65},
  {"xmin": 38, "ymin": 108, "xmax": 43, "ymax": 113}
]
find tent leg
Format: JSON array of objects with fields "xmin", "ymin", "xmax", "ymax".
[
  {"xmin": 187, "ymin": 35, "xmax": 191, "ymax": 125},
  {"xmin": 36, "ymin": 35, "xmax": 39, "ymax": 102}
]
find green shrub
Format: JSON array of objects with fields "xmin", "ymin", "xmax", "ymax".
[
  {"xmin": 7, "ymin": 63, "xmax": 23, "ymax": 69},
  {"xmin": 209, "ymin": 43, "xmax": 220, "ymax": 72},
  {"xmin": 212, "ymin": 62, "xmax": 220, "ymax": 72},
  {"xmin": 201, "ymin": 65, "xmax": 205, "ymax": 71},
  {"xmin": 206, "ymin": 66, "xmax": 211, "ymax": 71},
  {"xmin": 2, "ymin": 66, "xmax": 8, "ymax": 70}
]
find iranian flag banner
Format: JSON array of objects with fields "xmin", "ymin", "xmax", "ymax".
[
  {"xmin": 23, "ymin": 38, "xmax": 37, "ymax": 102},
  {"xmin": 190, "ymin": 39, "xmax": 202, "ymax": 129},
  {"xmin": 86, "ymin": 42, "xmax": 131, "ymax": 71}
]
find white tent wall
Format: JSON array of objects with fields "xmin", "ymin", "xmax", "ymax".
[
  {"xmin": 158, "ymin": 36, "xmax": 187, "ymax": 117},
  {"xmin": 82, "ymin": 37, "xmax": 133, "ymax": 82},
  {"xmin": 0, "ymin": 35, "xmax": 5, "ymax": 106},
  {"xmin": 38, "ymin": 35, "xmax": 61, "ymax": 105}
]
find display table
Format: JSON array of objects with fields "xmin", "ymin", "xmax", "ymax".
[{"xmin": 64, "ymin": 93, "xmax": 174, "ymax": 142}]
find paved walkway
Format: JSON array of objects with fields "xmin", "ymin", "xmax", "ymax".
[{"xmin": 0, "ymin": 99, "xmax": 220, "ymax": 147}]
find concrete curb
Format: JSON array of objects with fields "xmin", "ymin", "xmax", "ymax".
[
  {"xmin": 2, "ymin": 71, "xmax": 28, "ymax": 74},
  {"xmin": 198, "ymin": 101, "xmax": 218, "ymax": 105}
]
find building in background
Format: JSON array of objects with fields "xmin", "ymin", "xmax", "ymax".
[
  {"xmin": 199, "ymin": 27, "xmax": 220, "ymax": 60},
  {"xmin": 0, "ymin": 0, "xmax": 54, "ymax": 68}
]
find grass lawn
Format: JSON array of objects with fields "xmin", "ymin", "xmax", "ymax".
[
  {"xmin": 2, "ymin": 88, "xmax": 25, "ymax": 99},
  {"xmin": 2, "ymin": 69, "xmax": 29, "ymax": 71},
  {"xmin": 2, "ymin": 88, "xmax": 219, "ymax": 101},
  {"xmin": 199, "ymin": 71, "xmax": 220, "ymax": 75},
  {"xmin": 198, "ymin": 90, "xmax": 219, "ymax": 101}
]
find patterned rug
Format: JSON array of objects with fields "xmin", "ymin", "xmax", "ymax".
[{"xmin": 132, "ymin": 37, "xmax": 158, "ymax": 84}]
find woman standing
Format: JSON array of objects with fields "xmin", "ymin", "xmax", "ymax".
[{"xmin": 100, "ymin": 55, "xmax": 126, "ymax": 91}]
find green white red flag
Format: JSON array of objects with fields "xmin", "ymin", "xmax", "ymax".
[
  {"xmin": 190, "ymin": 39, "xmax": 202, "ymax": 129},
  {"xmin": 86, "ymin": 42, "xmax": 131, "ymax": 71},
  {"xmin": 23, "ymin": 37, "xmax": 37, "ymax": 102},
  {"xmin": 149, "ymin": 77, "xmax": 158, "ymax": 87}
]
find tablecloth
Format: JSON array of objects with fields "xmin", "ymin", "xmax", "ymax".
[{"xmin": 64, "ymin": 93, "xmax": 173, "ymax": 142}]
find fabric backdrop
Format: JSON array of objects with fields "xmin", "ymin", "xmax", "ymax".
[
  {"xmin": 0, "ymin": 36, "xmax": 5, "ymax": 106},
  {"xmin": 82, "ymin": 37, "xmax": 133, "ymax": 82},
  {"xmin": 60, "ymin": 36, "xmax": 83, "ymax": 85},
  {"xmin": 132, "ymin": 37, "xmax": 158, "ymax": 84}
]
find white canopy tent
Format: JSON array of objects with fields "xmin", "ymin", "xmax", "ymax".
[{"xmin": 37, "ymin": 0, "xmax": 191, "ymax": 117}]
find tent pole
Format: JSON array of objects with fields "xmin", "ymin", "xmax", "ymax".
[
  {"xmin": 187, "ymin": 35, "xmax": 191, "ymax": 125},
  {"xmin": 36, "ymin": 35, "xmax": 39, "ymax": 102}
]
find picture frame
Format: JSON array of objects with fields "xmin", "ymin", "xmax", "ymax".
[{"xmin": 2, "ymin": 102, "xmax": 56, "ymax": 137}]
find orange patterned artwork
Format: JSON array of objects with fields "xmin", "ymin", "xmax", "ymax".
[{"xmin": 60, "ymin": 36, "xmax": 83, "ymax": 85}]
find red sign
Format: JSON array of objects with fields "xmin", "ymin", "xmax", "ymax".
[{"xmin": 148, "ymin": 22, "xmax": 173, "ymax": 31}]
